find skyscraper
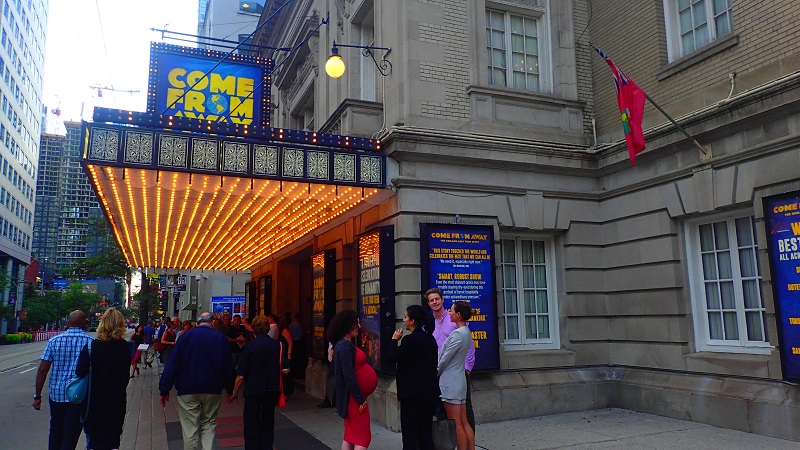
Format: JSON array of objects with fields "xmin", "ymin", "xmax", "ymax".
[
  {"xmin": 0, "ymin": 0, "xmax": 48, "ymax": 331},
  {"xmin": 33, "ymin": 122, "xmax": 102, "ymax": 288}
]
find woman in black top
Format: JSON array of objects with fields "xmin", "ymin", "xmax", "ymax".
[
  {"xmin": 130, "ymin": 324, "xmax": 144, "ymax": 377},
  {"xmin": 387, "ymin": 304, "xmax": 440, "ymax": 450},
  {"xmin": 75, "ymin": 308, "xmax": 131, "ymax": 450},
  {"xmin": 229, "ymin": 315, "xmax": 289, "ymax": 450},
  {"xmin": 270, "ymin": 314, "xmax": 294, "ymax": 399}
]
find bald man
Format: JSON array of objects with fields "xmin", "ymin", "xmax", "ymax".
[{"xmin": 33, "ymin": 310, "xmax": 94, "ymax": 450}]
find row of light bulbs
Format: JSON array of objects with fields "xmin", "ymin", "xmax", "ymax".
[{"xmin": 88, "ymin": 165, "xmax": 379, "ymax": 271}]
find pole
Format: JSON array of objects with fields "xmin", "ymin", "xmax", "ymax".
[{"xmin": 645, "ymin": 94, "xmax": 708, "ymax": 156}]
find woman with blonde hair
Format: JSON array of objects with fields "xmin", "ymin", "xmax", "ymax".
[{"xmin": 75, "ymin": 308, "xmax": 131, "ymax": 450}]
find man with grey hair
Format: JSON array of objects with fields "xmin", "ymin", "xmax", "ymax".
[{"xmin": 159, "ymin": 312, "xmax": 236, "ymax": 450}]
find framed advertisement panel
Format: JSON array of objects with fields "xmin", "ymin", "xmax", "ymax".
[
  {"xmin": 312, "ymin": 249, "xmax": 337, "ymax": 359},
  {"xmin": 763, "ymin": 192, "xmax": 800, "ymax": 382},
  {"xmin": 211, "ymin": 296, "xmax": 246, "ymax": 316},
  {"xmin": 420, "ymin": 223, "xmax": 500, "ymax": 371},
  {"xmin": 357, "ymin": 226, "xmax": 395, "ymax": 373}
]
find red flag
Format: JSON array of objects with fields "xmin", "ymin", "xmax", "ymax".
[{"xmin": 590, "ymin": 43, "xmax": 646, "ymax": 165}]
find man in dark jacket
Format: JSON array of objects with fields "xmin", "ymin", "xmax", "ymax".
[
  {"xmin": 159, "ymin": 312, "xmax": 236, "ymax": 450},
  {"xmin": 387, "ymin": 304, "xmax": 439, "ymax": 450},
  {"xmin": 228, "ymin": 315, "xmax": 289, "ymax": 449}
]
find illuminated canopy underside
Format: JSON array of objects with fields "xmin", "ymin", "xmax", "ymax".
[{"xmin": 87, "ymin": 165, "xmax": 385, "ymax": 271}]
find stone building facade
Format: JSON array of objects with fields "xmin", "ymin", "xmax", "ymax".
[{"xmin": 251, "ymin": 0, "xmax": 800, "ymax": 440}]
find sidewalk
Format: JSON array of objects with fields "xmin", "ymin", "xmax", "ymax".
[{"xmin": 123, "ymin": 358, "xmax": 800, "ymax": 450}]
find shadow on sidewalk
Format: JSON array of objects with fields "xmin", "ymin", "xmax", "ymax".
[{"xmin": 122, "ymin": 360, "xmax": 331, "ymax": 450}]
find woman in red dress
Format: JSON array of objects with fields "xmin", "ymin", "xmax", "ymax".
[{"xmin": 330, "ymin": 310, "xmax": 378, "ymax": 449}]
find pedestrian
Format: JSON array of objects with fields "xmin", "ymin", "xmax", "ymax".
[
  {"xmin": 176, "ymin": 320, "xmax": 193, "ymax": 340},
  {"xmin": 228, "ymin": 315, "xmax": 289, "ymax": 449},
  {"xmin": 159, "ymin": 317, "xmax": 179, "ymax": 364},
  {"xmin": 437, "ymin": 301, "xmax": 475, "ymax": 450},
  {"xmin": 75, "ymin": 308, "xmax": 131, "ymax": 450},
  {"xmin": 266, "ymin": 315, "xmax": 279, "ymax": 340},
  {"xmin": 224, "ymin": 314, "xmax": 247, "ymax": 366},
  {"xmin": 241, "ymin": 316, "xmax": 255, "ymax": 341},
  {"xmin": 316, "ymin": 340, "xmax": 335, "ymax": 408},
  {"xmin": 330, "ymin": 310, "xmax": 377, "ymax": 450},
  {"xmin": 32, "ymin": 310, "xmax": 94, "ymax": 450},
  {"xmin": 425, "ymin": 288, "xmax": 476, "ymax": 431},
  {"xmin": 270, "ymin": 314, "xmax": 294, "ymax": 400},
  {"xmin": 159, "ymin": 311, "xmax": 236, "ymax": 450},
  {"xmin": 289, "ymin": 313, "xmax": 307, "ymax": 380},
  {"xmin": 130, "ymin": 324, "xmax": 144, "ymax": 378},
  {"xmin": 143, "ymin": 320, "xmax": 156, "ymax": 368},
  {"xmin": 387, "ymin": 305, "xmax": 439, "ymax": 450}
]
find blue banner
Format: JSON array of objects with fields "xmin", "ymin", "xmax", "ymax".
[
  {"xmin": 764, "ymin": 193, "xmax": 800, "ymax": 382},
  {"xmin": 154, "ymin": 51, "xmax": 265, "ymax": 125},
  {"xmin": 421, "ymin": 224, "xmax": 499, "ymax": 371}
]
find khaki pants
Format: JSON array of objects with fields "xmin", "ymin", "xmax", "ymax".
[{"xmin": 176, "ymin": 393, "xmax": 221, "ymax": 450}]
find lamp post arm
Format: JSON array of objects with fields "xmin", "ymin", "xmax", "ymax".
[
  {"xmin": 220, "ymin": 16, "xmax": 329, "ymax": 124},
  {"xmin": 333, "ymin": 43, "xmax": 392, "ymax": 76}
]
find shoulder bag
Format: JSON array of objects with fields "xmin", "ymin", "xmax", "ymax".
[{"xmin": 65, "ymin": 340, "xmax": 93, "ymax": 406}]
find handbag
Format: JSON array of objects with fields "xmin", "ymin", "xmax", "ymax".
[
  {"xmin": 154, "ymin": 329, "xmax": 172, "ymax": 352},
  {"xmin": 153, "ymin": 338, "xmax": 166, "ymax": 352},
  {"xmin": 65, "ymin": 340, "xmax": 92, "ymax": 405},
  {"xmin": 431, "ymin": 401, "xmax": 457, "ymax": 450},
  {"xmin": 277, "ymin": 342, "xmax": 286, "ymax": 407}
]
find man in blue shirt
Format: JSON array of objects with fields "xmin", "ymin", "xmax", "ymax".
[
  {"xmin": 32, "ymin": 310, "xmax": 93, "ymax": 450},
  {"xmin": 142, "ymin": 320, "xmax": 156, "ymax": 368},
  {"xmin": 159, "ymin": 312, "xmax": 236, "ymax": 450}
]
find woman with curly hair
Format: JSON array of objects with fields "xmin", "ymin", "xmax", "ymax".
[
  {"xmin": 75, "ymin": 308, "xmax": 131, "ymax": 450},
  {"xmin": 329, "ymin": 310, "xmax": 377, "ymax": 450}
]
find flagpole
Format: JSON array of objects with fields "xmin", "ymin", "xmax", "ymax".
[
  {"xmin": 588, "ymin": 42, "xmax": 709, "ymax": 157},
  {"xmin": 644, "ymin": 94, "xmax": 709, "ymax": 156}
]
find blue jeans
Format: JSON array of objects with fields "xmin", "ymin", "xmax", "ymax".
[{"xmin": 48, "ymin": 399, "xmax": 83, "ymax": 450}]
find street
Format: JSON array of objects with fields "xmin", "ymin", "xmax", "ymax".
[{"xmin": 0, "ymin": 340, "xmax": 87, "ymax": 450}]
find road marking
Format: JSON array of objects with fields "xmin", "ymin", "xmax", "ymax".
[{"xmin": 19, "ymin": 367, "xmax": 36, "ymax": 374}]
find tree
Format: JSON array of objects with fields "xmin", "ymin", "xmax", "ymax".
[
  {"xmin": 22, "ymin": 291, "xmax": 62, "ymax": 328},
  {"xmin": 0, "ymin": 268, "xmax": 14, "ymax": 323},
  {"xmin": 0, "ymin": 303, "xmax": 13, "ymax": 322},
  {"xmin": 61, "ymin": 283, "xmax": 101, "ymax": 316},
  {"xmin": 133, "ymin": 288, "xmax": 160, "ymax": 323}
]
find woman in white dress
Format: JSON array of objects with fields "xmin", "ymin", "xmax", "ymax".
[{"xmin": 437, "ymin": 301, "xmax": 476, "ymax": 450}]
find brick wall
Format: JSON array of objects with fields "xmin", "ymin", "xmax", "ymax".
[
  {"xmin": 573, "ymin": 0, "xmax": 596, "ymax": 138},
  {"xmin": 418, "ymin": 0, "xmax": 470, "ymax": 121},
  {"xmin": 589, "ymin": 0, "xmax": 800, "ymax": 144}
]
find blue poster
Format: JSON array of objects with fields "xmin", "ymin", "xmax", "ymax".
[
  {"xmin": 154, "ymin": 51, "xmax": 265, "ymax": 125},
  {"xmin": 764, "ymin": 193, "xmax": 800, "ymax": 382},
  {"xmin": 211, "ymin": 296, "xmax": 246, "ymax": 317},
  {"xmin": 421, "ymin": 224, "xmax": 499, "ymax": 371}
]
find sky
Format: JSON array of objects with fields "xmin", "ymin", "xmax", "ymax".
[{"xmin": 42, "ymin": 0, "xmax": 198, "ymax": 122}]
